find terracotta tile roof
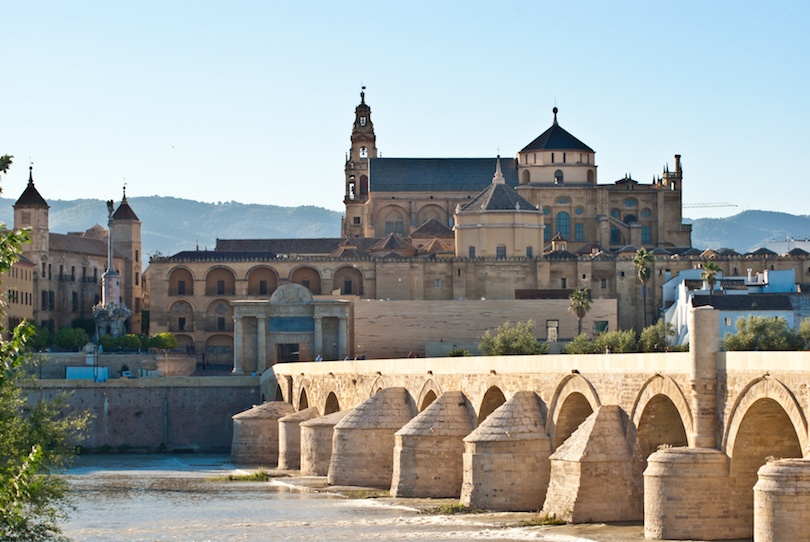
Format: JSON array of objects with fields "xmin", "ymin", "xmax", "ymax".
[{"xmin": 409, "ymin": 217, "xmax": 454, "ymax": 238}]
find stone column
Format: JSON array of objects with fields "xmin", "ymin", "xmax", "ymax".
[
  {"xmin": 256, "ymin": 315, "xmax": 267, "ymax": 372},
  {"xmin": 232, "ymin": 314, "xmax": 244, "ymax": 374},
  {"xmin": 755, "ymin": 458, "xmax": 810, "ymax": 542},
  {"xmin": 688, "ymin": 306, "xmax": 719, "ymax": 449},
  {"xmin": 313, "ymin": 316, "xmax": 323, "ymax": 358},
  {"xmin": 337, "ymin": 317, "xmax": 347, "ymax": 360}
]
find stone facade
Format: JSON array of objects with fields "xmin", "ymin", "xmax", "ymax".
[{"xmin": 230, "ymin": 401, "xmax": 293, "ymax": 465}]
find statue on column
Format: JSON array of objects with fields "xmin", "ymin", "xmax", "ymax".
[{"xmin": 93, "ymin": 198, "xmax": 131, "ymax": 339}]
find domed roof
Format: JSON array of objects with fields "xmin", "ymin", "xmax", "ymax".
[{"xmin": 520, "ymin": 108, "xmax": 594, "ymax": 153}]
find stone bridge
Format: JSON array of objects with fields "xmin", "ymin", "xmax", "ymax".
[{"xmin": 263, "ymin": 307, "xmax": 810, "ymax": 540}]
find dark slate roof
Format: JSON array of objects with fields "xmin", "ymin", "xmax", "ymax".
[
  {"xmin": 368, "ymin": 157, "xmax": 519, "ymax": 192},
  {"xmin": 785, "ymin": 248, "xmax": 810, "ymax": 256},
  {"xmin": 692, "ymin": 294, "xmax": 793, "ymax": 311},
  {"xmin": 14, "ymin": 167, "xmax": 48, "ymax": 208},
  {"xmin": 650, "ymin": 247, "xmax": 672, "ymax": 255},
  {"xmin": 748, "ymin": 247, "xmax": 778, "ymax": 256},
  {"xmin": 369, "ymin": 234, "xmax": 416, "ymax": 253},
  {"xmin": 215, "ymin": 238, "xmax": 343, "ymax": 254},
  {"xmin": 460, "ymin": 182, "xmax": 537, "ymax": 212},
  {"xmin": 545, "ymin": 249, "xmax": 578, "ymax": 260},
  {"xmin": 409, "ymin": 217, "xmax": 454, "ymax": 238},
  {"xmin": 113, "ymin": 198, "xmax": 139, "ymax": 221},
  {"xmin": 617, "ymin": 245, "xmax": 639, "ymax": 253},
  {"xmin": 520, "ymin": 113, "xmax": 594, "ymax": 153},
  {"xmin": 575, "ymin": 242, "xmax": 604, "ymax": 255}
]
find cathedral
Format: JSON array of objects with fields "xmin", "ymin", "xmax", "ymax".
[{"xmin": 146, "ymin": 90, "xmax": 810, "ymax": 369}]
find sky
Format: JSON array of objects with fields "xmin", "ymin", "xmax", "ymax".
[{"xmin": 2, "ymin": 1, "xmax": 809, "ymax": 221}]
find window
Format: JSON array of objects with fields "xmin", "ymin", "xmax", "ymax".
[
  {"xmin": 434, "ymin": 279, "xmax": 441, "ymax": 289},
  {"xmin": 624, "ymin": 198, "xmax": 638, "ymax": 207},
  {"xmin": 42, "ymin": 262, "xmax": 46, "ymax": 276},
  {"xmin": 575, "ymin": 207, "xmax": 584, "ymax": 215},
  {"xmin": 135, "ymin": 272, "xmax": 139, "ymax": 286},
  {"xmin": 135, "ymin": 249, "xmax": 139, "ymax": 262},
  {"xmin": 724, "ymin": 318, "xmax": 732, "ymax": 326},
  {"xmin": 178, "ymin": 280, "xmax": 186, "ymax": 295},
  {"xmin": 556, "ymin": 212, "xmax": 570, "ymax": 239},
  {"xmin": 71, "ymin": 266, "xmax": 75, "ymax": 279},
  {"xmin": 641, "ymin": 209, "xmax": 651, "ymax": 218},
  {"xmin": 259, "ymin": 280, "xmax": 267, "ymax": 295},
  {"xmin": 575, "ymin": 223, "xmax": 583, "ymax": 241},
  {"xmin": 302, "ymin": 279, "xmax": 310, "ymax": 289},
  {"xmin": 611, "ymin": 209, "xmax": 620, "ymax": 218},
  {"xmin": 48, "ymin": 291, "xmax": 54, "ymax": 310},
  {"xmin": 593, "ymin": 321, "xmax": 609, "ymax": 334},
  {"xmin": 217, "ymin": 317, "xmax": 226, "ymax": 331},
  {"xmin": 360, "ymin": 146, "xmax": 368, "ymax": 158},
  {"xmin": 551, "ymin": 152, "xmax": 555, "ymax": 163},
  {"xmin": 353, "ymin": 216, "xmax": 360, "ymax": 225},
  {"xmin": 556, "ymin": 197, "xmax": 570, "ymax": 205},
  {"xmin": 385, "ymin": 221, "xmax": 404, "ymax": 235},
  {"xmin": 642, "ymin": 226, "xmax": 650, "ymax": 243},
  {"xmin": 93, "ymin": 268, "xmax": 98, "ymax": 282},
  {"xmin": 546, "ymin": 320, "xmax": 559, "ymax": 342},
  {"xmin": 554, "ymin": 169, "xmax": 564, "ymax": 183},
  {"xmin": 526, "ymin": 246, "xmax": 533, "ymax": 259},
  {"xmin": 59, "ymin": 265, "xmax": 64, "ymax": 278},
  {"xmin": 469, "ymin": 246, "xmax": 476, "ymax": 259},
  {"xmin": 71, "ymin": 292, "xmax": 78, "ymax": 312},
  {"xmin": 360, "ymin": 116, "xmax": 366, "ymax": 126},
  {"xmin": 601, "ymin": 278, "xmax": 607, "ymax": 288},
  {"xmin": 544, "ymin": 227, "xmax": 551, "ymax": 242},
  {"xmin": 496, "ymin": 245, "xmax": 507, "ymax": 259},
  {"xmin": 217, "ymin": 280, "xmax": 225, "ymax": 295},
  {"xmin": 344, "ymin": 280, "xmax": 352, "ymax": 295},
  {"xmin": 587, "ymin": 170, "xmax": 594, "ymax": 183},
  {"xmin": 563, "ymin": 152, "xmax": 566, "ymax": 163},
  {"xmin": 561, "ymin": 278, "xmax": 567, "ymax": 288},
  {"xmin": 178, "ymin": 317, "xmax": 186, "ymax": 331},
  {"xmin": 611, "ymin": 226, "xmax": 621, "ymax": 244}
]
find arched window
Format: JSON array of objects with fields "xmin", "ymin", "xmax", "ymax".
[
  {"xmin": 624, "ymin": 214, "xmax": 637, "ymax": 224},
  {"xmin": 587, "ymin": 169, "xmax": 594, "ymax": 183},
  {"xmin": 521, "ymin": 169, "xmax": 531, "ymax": 184},
  {"xmin": 611, "ymin": 209, "xmax": 620, "ymax": 218},
  {"xmin": 556, "ymin": 211, "xmax": 570, "ymax": 239},
  {"xmin": 554, "ymin": 169, "xmax": 564, "ymax": 184},
  {"xmin": 359, "ymin": 146, "xmax": 368, "ymax": 158}
]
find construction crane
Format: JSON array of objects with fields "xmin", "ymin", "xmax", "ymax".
[{"xmin": 682, "ymin": 203, "xmax": 738, "ymax": 209}]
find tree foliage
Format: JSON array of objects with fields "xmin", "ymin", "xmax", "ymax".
[
  {"xmin": 700, "ymin": 261, "xmax": 721, "ymax": 295},
  {"xmin": 563, "ymin": 329, "xmax": 639, "ymax": 354},
  {"xmin": 633, "ymin": 248, "xmax": 655, "ymax": 328},
  {"xmin": 479, "ymin": 320, "xmax": 550, "ymax": 356},
  {"xmin": 27, "ymin": 325, "xmax": 52, "ymax": 350},
  {"xmin": 53, "ymin": 327, "xmax": 89, "ymax": 351},
  {"xmin": 147, "ymin": 332, "xmax": 179, "ymax": 350},
  {"xmin": 1, "ymin": 155, "xmax": 89, "ymax": 540},
  {"xmin": 722, "ymin": 316, "xmax": 805, "ymax": 351},
  {"xmin": 639, "ymin": 319, "xmax": 676, "ymax": 352}
]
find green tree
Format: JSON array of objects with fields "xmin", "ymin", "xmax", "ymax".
[
  {"xmin": 479, "ymin": 320, "xmax": 550, "ymax": 356},
  {"xmin": 27, "ymin": 325, "xmax": 52, "ymax": 350},
  {"xmin": 563, "ymin": 333, "xmax": 597, "ymax": 354},
  {"xmin": 147, "ymin": 332, "xmax": 179, "ymax": 350},
  {"xmin": 595, "ymin": 329, "xmax": 639, "ymax": 353},
  {"xmin": 54, "ymin": 327, "xmax": 89, "ymax": 351},
  {"xmin": 1, "ymin": 155, "xmax": 89, "ymax": 540},
  {"xmin": 568, "ymin": 288, "xmax": 592, "ymax": 336},
  {"xmin": 639, "ymin": 319, "xmax": 676, "ymax": 352},
  {"xmin": 701, "ymin": 261, "xmax": 721, "ymax": 301},
  {"xmin": 70, "ymin": 318, "xmax": 96, "ymax": 338},
  {"xmin": 447, "ymin": 347, "xmax": 472, "ymax": 357},
  {"xmin": 801, "ymin": 318, "xmax": 810, "ymax": 349},
  {"xmin": 722, "ymin": 316, "xmax": 804, "ymax": 351},
  {"xmin": 633, "ymin": 248, "xmax": 655, "ymax": 329}
]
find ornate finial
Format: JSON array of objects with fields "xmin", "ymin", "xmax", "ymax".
[
  {"xmin": 553, "ymin": 106, "xmax": 558, "ymax": 125},
  {"xmin": 28, "ymin": 162, "xmax": 34, "ymax": 185},
  {"xmin": 122, "ymin": 182, "xmax": 127, "ymax": 203},
  {"xmin": 360, "ymin": 86, "xmax": 366, "ymax": 104},
  {"xmin": 492, "ymin": 155, "xmax": 505, "ymax": 184}
]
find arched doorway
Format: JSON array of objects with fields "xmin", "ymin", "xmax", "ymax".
[
  {"xmin": 290, "ymin": 267, "xmax": 321, "ymax": 295},
  {"xmin": 332, "ymin": 266, "xmax": 363, "ymax": 296}
]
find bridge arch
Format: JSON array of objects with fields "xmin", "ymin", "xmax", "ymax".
[
  {"xmin": 298, "ymin": 387, "xmax": 310, "ymax": 411},
  {"xmin": 547, "ymin": 374, "xmax": 601, "ymax": 449},
  {"xmin": 628, "ymin": 375, "xmax": 692, "ymax": 518},
  {"xmin": 478, "ymin": 386, "xmax": 507, "ymax": 425},
  {"xmin": 724, "ymin": 377, "xmax": 807, "ymax": 534},
  {"xmin": 324, "ymin": 392, "xmax": 340, "ymax": 415},
  {"xmin": 417, "ymin": 379, "xmax": 442, "ymax": 411},
  {"xmin": 368, "ymin": 375, "xmax": 389, "ymax": 397}
]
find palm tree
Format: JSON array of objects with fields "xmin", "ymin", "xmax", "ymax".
[
  {"xmin": 701, "ymin": 260, "xmax": 721, "ymax": 302},
  {"xmin": 568, "ymin": 288, "xmax": 592, "ymax": 336},
  {"xmin": 634, "ymin": 248, "xmax": 655, "ymax": 328}
]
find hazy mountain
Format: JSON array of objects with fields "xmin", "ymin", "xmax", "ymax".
[
  {"xmin": 0, "ymin": 196, "xmax": 343, "ymax": 260},
  {"xmin": 1, "ymin": 196, "xmax": 806, "ymax": 261},
  {"xmin": 689, "ymin": 210, "xmax": 810, "ymax": 253}
]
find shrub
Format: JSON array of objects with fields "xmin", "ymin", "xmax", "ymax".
[
  {"xmin": 595, "ymin": 329, "xmax": 638, "ymax": 353},
  {"xmin": 563, "ymin": 334, "xmax": 597, "ymax": 354},
  {"xmin": 639, "ymin": 319, "xmax": 676, "ymax": 352},
  {"xmin": 447, "ymin": 347, "xmax": 472, "ymax": 357},
  {"xmin": 54, "ymin": 326, "xmax": 89, "ymax": 350},
  {"xmin": 723, "ymin": 316, "xmax": 804, "ymax": 351},
  {"xmin": 71, "ymin": 317, "xmax": 96, "ymax": 338},
  {"xmin": 479, "ymin": 320, "xmax": 550, "ymax": 356},
  {"xmin": 147, "ymin": 332, "xmax": 179, "ymax": 350},
  {"xmin": 26, "ymin": 324, "xmax": 52, "ymax": 349}
]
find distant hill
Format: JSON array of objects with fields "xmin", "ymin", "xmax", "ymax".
[
  {"xmin": 0, "ymin": 196, "xmax": 342, "ymax": 261},
  {"xmin": 0, "ymin": 196, "xmax": 806, "ymax": 262},
  {"xmin": 689, "ymin": 210, "xmax": 810, "ymax": 253}
]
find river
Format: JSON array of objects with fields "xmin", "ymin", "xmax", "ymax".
[{"xmin": 62, "ymin": 455, "xmax": 648, "ymax": 542}]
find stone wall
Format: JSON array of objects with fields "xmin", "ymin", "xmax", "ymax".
[{"xmin": 25, "ymin": 377, "xmax": 260, "ymax": 453}]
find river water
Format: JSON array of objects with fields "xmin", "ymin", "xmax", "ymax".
[{"xmin": 62, "ymin": 455, "xmax": 648, "ymax": 542}]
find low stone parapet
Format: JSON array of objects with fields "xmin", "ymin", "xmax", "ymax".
[
  {"xmin": 754, "ymin": 458, "xmax": 810, "ymax": 542},
  {"xmin": 644, "ymin": 447, "xmax": 733, "ymax": 540},
  {"xmin": 391, "ymin": 390, "xmax": 475, "ymax": 498},
  {"xmin": 230, "ymin": 401, "xmax": 294, "ymax": 465},
  {"xmin": 278, "ymin": 407, "xmax": 320, "ymax": 470},
  {"xmin": 460, "ymin": 391, "xmax": 550, "ymax": 511},
  {"xmin": 300, "ymin": 410, "xmax": 349, "ymax": 476}
]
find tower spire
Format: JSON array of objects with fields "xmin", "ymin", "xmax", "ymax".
[
  {"xmin": 492, "ymin": 156, "xmax": 505, "ymax": 184},
  {"xmin": 553, "ymin": 106, "xmax": 558, "ymax": 125},
  {"xmin": 28, "ymin": 163, "xmax": 34, "ymax": 185}
]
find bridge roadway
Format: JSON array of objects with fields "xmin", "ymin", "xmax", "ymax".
[{"xmin": 266, "ymin": 307, "xmax": 810, "ymax": 540}]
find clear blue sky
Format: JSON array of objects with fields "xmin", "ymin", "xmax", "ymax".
[{"xmin": 3, "ymin": 1, "xmax": 808, "ymax": 220}]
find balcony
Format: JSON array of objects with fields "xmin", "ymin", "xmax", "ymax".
[{"xmin": 169, "ymin": 288, "xmax": 194, "ymax": 296}]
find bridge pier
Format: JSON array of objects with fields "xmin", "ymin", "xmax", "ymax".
[
  {"xmin": 278, "ymin": 407, "xmax": 319, "ymax": 470},
  {"xmin": 299, "ymin": 409, "xmax": 349, "ymax": 476},
  {"xmin": 543, "ymin": 405, "xmax": 634, "ymax": 523},
  {"xmin": 328, "ymin": 387, "xmax": 417, "ymax": 488},
  {"xmin": 461, "ymin": 391, "xmax": 550, "ymax": 511},
  {"xmin": 754, "ymin": 458, "xmax": 810, "ymax": 542},
  {"xmin": 230, "ymin": 402, "xmax": 294, "ymax": 465},
  {"xmin": 688, "ymin": 306, "xmax": 719, "ymax": 449},
  {"xmin": 391, "ymin": 391, "xmax": 475, "ymax": 498}
]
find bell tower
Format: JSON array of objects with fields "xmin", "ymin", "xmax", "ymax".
[{"xmin": 342, "ymin": 87, "xmax": 376, "ymax": 237}]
